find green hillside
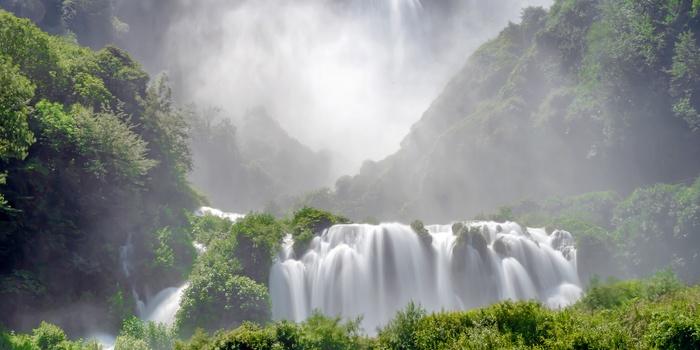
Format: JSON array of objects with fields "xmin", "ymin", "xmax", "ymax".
[
  {"xmin": 332, "ymin": 0, "xmax": 700, "ymax": 222},
  {"xmin": 0, "ymin": 9, "xmax": 201, "ymax": 333}
]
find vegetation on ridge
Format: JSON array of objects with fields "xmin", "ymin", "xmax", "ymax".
[{"xmin": 0, "ymin": 9, "xmax": 201, "ymax": 333}]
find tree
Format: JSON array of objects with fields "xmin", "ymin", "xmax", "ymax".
[
  {"xmin": 670, "ymin": 30, "xmax": 700, "ymax": 131},
  {"xmin": 0, "ymin": 54, "xmax": 34, "ymax": 209}
]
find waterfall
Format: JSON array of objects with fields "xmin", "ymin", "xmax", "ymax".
[
  {"xmin": 129, "ymin": 207, "xmax": 245, "ymax": 325},
  {"xmin": 351, "ymin": 0, "xmax": 429, "ymax": 74},
  {"xmin": 118, "ymin": 232, "xmax": 135, "ymax": 278},
  {"xmin": 194, "ymin": 206, "xmax": 246, "ymax": 222},
  {"xmin": 270, "ymin": 221, "xmax": 581, "ymax": 332},
  {"xmin": 138, "ymin": 285, "xmax": 190, "ymax": 325}
]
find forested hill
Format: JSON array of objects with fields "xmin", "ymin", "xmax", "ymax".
[
  {"xmin": 331, "ymin": 0, "xmax": 700, "ymax": 222},
  {"xmin": 188, "ymin": 106, "xmax": 338, "ymax": 213},
  {"xmin": 0, "ymin": 10, "xmax": 202, "ymax": 332}
]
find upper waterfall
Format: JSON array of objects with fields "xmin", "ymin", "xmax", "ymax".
[{"xmin": 270, "ymin": 221, "xmax": 580, "ymax": 332}]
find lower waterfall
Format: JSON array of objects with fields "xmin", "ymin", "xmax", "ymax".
[{"xmin": 269, "ymin": 221, "xmax": 581, "ymax": 332}]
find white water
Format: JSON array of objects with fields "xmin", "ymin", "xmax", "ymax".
[
  {"xmin": 270, "ymin": 221, "xmax": 580, "ymax": 332},
  {"xmin": 136, "ymin": 285, "xmax": 190, "ymax": 325},
  {"xmin": 129, "ymin": 207, "xmax": 246, "ymax": 325},
  {"xmin": 194, "ymin": 206, "xmax": 246, "ymax": 222},
  {"xmin": 166, "ymin": 0, "xmax": 554, "ymax": 174},
  {"xmin": 118, "ymin": 233, "xmax": 135, "ymax": 278}
]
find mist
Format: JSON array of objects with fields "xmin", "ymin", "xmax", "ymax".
[{"xmin": 117, "ymin": 0, "xmax": 554, "ymax": 177}]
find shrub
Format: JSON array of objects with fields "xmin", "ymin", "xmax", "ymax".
[
  {"xmin": 32, "ymin": 322, "xmax": 66, "ymax": 350},
  {"xmin": 291, "ymin": 207, "xmax": 348, "ymax": 257},
  {"xmin": 377, "ymin": 301, "xmax": 427, "ymax": 349},
  {"xmin": 118, "ymin": 317, "xmax": 178, "ymax": 350}
]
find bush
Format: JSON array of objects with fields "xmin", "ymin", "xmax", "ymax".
[
  {"xmin": 648, "ymin": 314, "xmax": 700, "ymax": 349},
  {"xmin": 32, "ymin": 322, "xmax": 66, "ymax": 350},
  {"xmin": 118, "ymin": 317, "xmax": 178, "ymax": 350},
  {"xmin": 297, "ymin": 311, "xmax": 366, "ymax": 350},
  {"xmin": 114, "ymin": 335, "xmax": 149, "ymax": 350},
  {"xmin": 377, "ymin": 301, "xmax": 427, "ymax": 349},
  {"xmin": 291, "ymin": 207, "xmax": 349, "ymax": 257},
  {"xmin": 176, "ymin": 270, "xmax": 271, "ymax": 337}
]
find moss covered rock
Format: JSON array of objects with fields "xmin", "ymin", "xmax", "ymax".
[
  {"xmin": 291, "ymin": 206, "xmax": 350, "ymax": 257},
  {"xmin": 410, "ymin": 219, "xmax": 433, "ymax": 246}
]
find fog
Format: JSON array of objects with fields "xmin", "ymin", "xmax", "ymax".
[{"xmin": 118, "ymin": 0, "xmax": 553, "ymax": 177}]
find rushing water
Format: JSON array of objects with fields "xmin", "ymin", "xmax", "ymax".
[
  {"xmin": 270, "ymin": 221, "xmax": 581, "ymax": 332},
  {"xmin": 114, "ymin": 205, "xmax": 581, "ymax": 339}
]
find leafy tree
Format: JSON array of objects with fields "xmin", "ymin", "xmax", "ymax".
[
  {"xmin": 613, "ymin": 184, "xmax": 685, "ymax": 277},
  {"xmin": 0, "ymin": 53, "xmax": 35, "ymax": 209},
  {"xmin": 670, "ymin": 30, "xmax": 700, "ymax": 130},
  {"xmin": 291, "ymin": 206, "xmax": 349, "ymax": 257},
  {"xmin": 0, "ymin": 54, "xmax": 34, "ymax": 162},
  {"xmin": 377, "ymin": 301, "xmax": 427, "ymax": 350},
  {"xmin": 176, "ymin": 270, "xmax": 271, "ymax": 337},
  {"xmin": 0, "ymin": 10, "xmax": 201, "ymax": 331}
]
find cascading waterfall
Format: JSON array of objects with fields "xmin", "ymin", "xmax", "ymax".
[
  {"xmin": 270, "ymin": 221, "xmax": 581, "ymax": 332},
  {"xmin": 137, "ymin": 285, "xmax": 190, "ymax": 325},
  {"xmin": 118, "ymin": 232, "xmax": 135, "ymax": 278},
  {"xmin": 351, "ymin": 0, "xmax": 429, "ymax": 73},
  {"xmin": 131, "ymin": 207, "xmax": 245, "ymax": 325},
  {"xmin": 194, "ymin": 206, "xmax": 247, "ymax": 222}
]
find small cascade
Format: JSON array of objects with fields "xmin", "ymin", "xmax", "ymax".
[
  {"xmin": 351, "ymin": 0, "xmax": 429, "ymax": 72},
  {"xmin": 195, "ymin": 206, "xmax": 246, "ymax": 222},
  {"xmin": 138, "ymin": 285, "xmax": 190, "ymax": 325},
  {"xmin": 125, "ymin": 207, "xmax": 244, "ymax": 326},
  {"xmin": 270, "ymin": 221, "xmax": 581, "ymax": 332},
  {"xmin": 118, "ymin": 232, "xmax": 135, "ymax": 278}
]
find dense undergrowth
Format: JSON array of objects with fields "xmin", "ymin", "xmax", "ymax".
[{"xmin": 1, "ymin": 270, "xmax": 697, "ymax": 349}]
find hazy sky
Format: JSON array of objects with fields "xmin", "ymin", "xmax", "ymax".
[{"xmin": 161, "ymin": 0, "xmax": 554, "ymax": 175}]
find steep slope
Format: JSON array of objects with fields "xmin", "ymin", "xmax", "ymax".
[
  {"xmin": 188, "ymin": 107, "xmax": 337, "ymax": 213},
  {"xmin": 336, "ymin": 0, "xmax": 700, "ymax": 222},
  {"xmin": 0, "ymin": 11, "xmax": 200, "ymax": 333}
]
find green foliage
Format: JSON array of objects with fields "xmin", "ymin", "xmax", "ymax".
[
  {"xmin": 148, "ymin": 226, "xmax": 196, "ymax": 283},
  {"xmin": 32, "ymin": 322, "xmax": 67, "ymax": 349},
  {"xmin": 0, "ymin": 10, "xmax": 201, "ymax": 331},
  {"xmin": 0, "ymin": 321, "xmax": 103, "ymax": 350},
  {"xmin": 231, "ymin": 212, "xmax": 286, "ymax": 283},
  {"xmin": 113, "ymin": 335, "xmax": 149, "ymax": 350},
  {"xmin": 297, "ymin": 312, "xmax": 366, "ymax": 350},
  {"xmin": 579, "ymin": 269, "xmax": 683, "ymax": 311},
  {"xmin": 486, "ymin": 206, "xmax": 515, "ymax": 222},
  {"xmin": 0, "ymin": 53, "xmax": 34, "ymax": 162},
  {"xmin": 0, "ymin": 53, "xmax": 35, "ymax": 209},
  {"xmin": 61, "ymin": 0, "xmax": 124, "ymax": 48},
  {"xmin": 291, "ymin": 206, "xmax": 349, "ymax": 257},
  {"xmin": 176, "ymin": 213, "xmax": 285, "ymax": 337},
  {"xmin": 325, "ymin": 0, "xmax": 700, "ymax": 226},
  {"xmin": 176, "ymin": 272, "xmax": 271, "ymax": 338},
  {"xmin": 204, "ymin": 313, "xmax": 369, "ymax": 350},
  {"xmin": 116, "ymin": 317, "xmax": 178, "ymax": 350},
  {"xmin": 173, "ymin": 328, "xmax": 212, "ymax": 350},
  {"xmin": 579, "ymin": 275, "xmax": 642, "ymax": 310},
  {"xmin": 670, "ymin": 30, "xmax": 700, "ymax": 130},
  {"xmin": 107, "ymin": 284, "xmax": 134, "ymax": 325},
  {"xmin": 2, "ymin": 271, "xmax": 699, "ymax": 349},
  {"xmin": 377, "ymin": 301, "xmax": 427, "ymax": 349},
  {"xmin": 613, "ymin": 183, "xmax": 686, "ymax": 277}
]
